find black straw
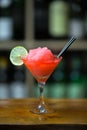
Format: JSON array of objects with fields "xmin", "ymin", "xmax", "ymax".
[{"xmin": 57, "ymin": 36, "xmax": 77, "ymax": 58}]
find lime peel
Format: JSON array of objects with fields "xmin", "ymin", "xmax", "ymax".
[{"xmin": 10, "ymin": 46, "xmax": 28, "ymax": 66}]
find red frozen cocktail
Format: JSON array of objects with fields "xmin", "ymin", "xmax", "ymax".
[{"xmin": 22, "ymin": 47, "xmax": 62, "ymax": 83}]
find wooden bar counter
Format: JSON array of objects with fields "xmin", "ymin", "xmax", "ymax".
[{"xmin": 0, "ymin": 98, "xmax": 87, "ymax": 130}]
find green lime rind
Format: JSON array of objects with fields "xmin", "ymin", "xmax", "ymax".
[{"xmin": 10, "ymin": 46, "xmax": 28, "ymax": 66}]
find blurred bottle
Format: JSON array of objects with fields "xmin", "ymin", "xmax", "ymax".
[
  {"xmin": 10, "ymin": 67, "xmax": 26, "ymax": 98},
  {"xmin": 82, "ymin": 51, "xmax": 87, "ymax": 97},
  {"xmin": 83, "ymin": 1, "xmax": 87, "ymax": 39},
  {"xmin": 67, "ymin": 54, "xmax": 85, "ymax": 98},
  {"xmin": 13, "ymin": 0, "xmax": 25, "ymax": 40},
  {"xmin": 34, "ymin": 0, "xmax": 49, "ymax": 39},
  {"xmin": 69, "ymin": 0, "xmax": 84, "ymax": 39},
  {"xmin": 48, "ymin": 0, "xmax": 70, "ymax": 39},
  {"xmin": 84, "ymin": 14, "xmax": 87, "ymax": 39},
  {"xmin": 0, "ymin": 56, "xmax": 9, "ymax": 98},
  {"xmin": 0, "ymin": 0, "xmax": 13, "ymax": 40},
  {"xmin": 48, "ymin": 60, "xmax": 66, "ymax": 98}
]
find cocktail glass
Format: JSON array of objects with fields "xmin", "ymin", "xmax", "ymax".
[
  {"xmin": 22, "ymin": 54, "xmax": 62, "ymax": 114},
  {"xmin": 10, "ymin": 36, "xmax": 76, "ymax": 114}
]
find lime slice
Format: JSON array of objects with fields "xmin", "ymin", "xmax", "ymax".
[{"xmin": 10, "ymin": 46, "xmax": 28, "ymax": 66}]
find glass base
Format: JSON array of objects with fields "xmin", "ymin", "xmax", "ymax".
[{"xmin": 30, "ymin": 104, "xmax": 54, "ymax": 114}]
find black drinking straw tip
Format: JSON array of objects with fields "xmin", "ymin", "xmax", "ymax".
[{"xmin": 57, "ymin": 36, "xmax": 77, "ymax": 58}]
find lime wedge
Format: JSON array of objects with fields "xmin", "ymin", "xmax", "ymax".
[{"xmin": 10, "ymin": 46, "xmax": 28, "ymax": 66}]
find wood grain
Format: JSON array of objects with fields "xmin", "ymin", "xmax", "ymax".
[{"xmin": 0, "ymin": 98, "xmax": 87, "ymax": 125}]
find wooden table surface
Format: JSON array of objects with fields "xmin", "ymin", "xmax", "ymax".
[{"xmin": 0, "ymin": 98, "xmax": 87, "ymax": 126}]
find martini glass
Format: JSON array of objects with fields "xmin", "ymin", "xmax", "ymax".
[
  {"xmin": 21, "ymin": 36, "xmax": 76, "ymax": 114},
  {"xmin": 10, "ymin": 36, "xmax": 76, "ymax": 114},
  {"xmin": 22, "ymin": 37, "xmax": 76, "ymax": 114},
  {"xmin": 9, "ymin": 35, "xmax": 76, "ymax": 114},
  {"xmin": 22, "ymin": 54, "xmax": 62, "ymax": 114}
]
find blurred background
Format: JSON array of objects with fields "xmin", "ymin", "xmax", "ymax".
[{"xmin": 0, "ymin": 0, "xmax": 87, "ymax": 99}]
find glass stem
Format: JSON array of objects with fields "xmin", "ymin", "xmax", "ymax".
[
  {"xmin": 38, "ymin": 82, "xmax": 45, "ymax": 106},
  {"xmin": 37, "ymin": 82, "xmax": 46, "ymax": 113}
]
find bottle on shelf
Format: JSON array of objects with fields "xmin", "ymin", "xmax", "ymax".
[
  {"xmin": 13, "ymin": 0, "xmax": 25, "ymax": 40},
  {"xmin": 0, "ymin": 0, "xmax": 13, "ymax": 40},
  {"xmin": 48, "ymin": 0, "xmax": 70, "ymax": 39},
  {"xmin": 0, "ymin": 56, "xmax": 9, "ymax": 98},
  {"xmin": 69, "ymin": 0, "xmax": 84, "ymax": 39},
  {"xmin": 10, "ymin": 66, "xmax": 27, "ymax": 98},
  {"xmin": 67, "ymin": 53, "xmax": 85, "ymax": 98},
  {"xmin": 34, "ymin": 0, "xmax": 49, "ymax": 39},
  {"xmin": 83, "ymin": 1, "xmax": 87, "ymax": 39},
  {"xmin": 81, "ymin": 51, "xmax": 87, "ymax": 98},
  {"xmin": 84, "ymin": 14, "xmax": 87, "ymax": 39},
  {"xmin": 48, "ymin": 59, "xmax": 66, "ymax": 98}
]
